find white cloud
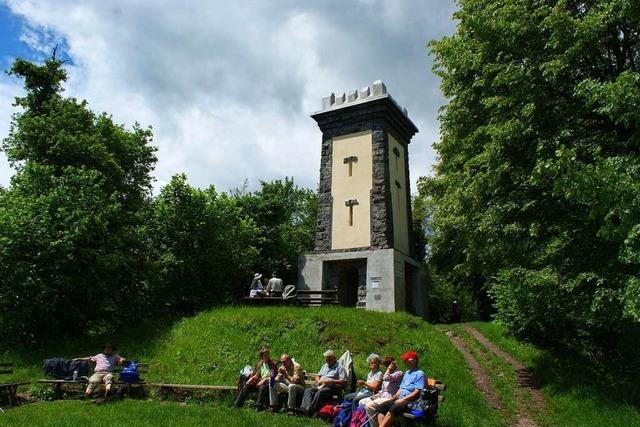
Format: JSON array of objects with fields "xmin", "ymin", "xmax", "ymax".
[{"xmin": 0, "ymin": 0, "xmax": 456, "ymax": 192}]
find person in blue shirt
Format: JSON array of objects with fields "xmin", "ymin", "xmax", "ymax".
[
  {"xmin": 300, "ymin": 349, "xmax": 347, "ymax": 416},
  {"xmin": 374, "ymin": 350, "xmax": 425, "ymax": 427}
]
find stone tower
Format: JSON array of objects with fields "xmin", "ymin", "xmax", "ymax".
[{"xmin": 298, "ymin": 80, "xmax": 425, "ymax": 315}]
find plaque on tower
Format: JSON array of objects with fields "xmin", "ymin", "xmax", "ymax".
[{"xmin": 297, "ymin": 81, "xmax": 426, "ymax": 316}]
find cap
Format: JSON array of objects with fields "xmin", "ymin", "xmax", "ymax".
[
  {"xmin": 400, "ymin": 351, "xmax": 418, "ymax": 361},
  {"xmin": 259, "ymin": 346, "xmax": 270, "ymax": 355}
]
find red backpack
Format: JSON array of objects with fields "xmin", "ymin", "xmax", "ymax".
[{"xmin": 318, "ymin": 403, "xmax": 341, "ymax": 422}]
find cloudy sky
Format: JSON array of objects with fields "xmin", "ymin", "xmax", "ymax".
[{"xmin": 0, "ymin": 0, "xmax": 456, "ymax": 192}]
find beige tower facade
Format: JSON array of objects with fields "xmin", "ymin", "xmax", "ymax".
[{"xmin": 298, "ymin": 81, "xmax": 425, "ymax": 315}]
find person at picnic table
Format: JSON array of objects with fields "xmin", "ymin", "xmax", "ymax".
[
  {"xmin": 268, "ymin": 353, "xmax": 305, "ymax": 414},
  {"xmin": 73, "ymin": 343, "xmax": 126, "ymax": 400},
  {"xmin": 300, "ymin": 349, "xmax": 347, "ymax": 417},
  {"xmin": 361, "ymin": 356, "xmax": 404, "ymax": 426},
  {"xmin": 369, "ymin": 350, "xmax": 425, "ymax": 427},
  {"xmin": 249, "ymin": 273, "xmax": 266, "ymax": 298},
  {"xmin": 267, "ymin": 272, "xmax": 284, "ymax": 297},
  {"xmin": 233, "ymin": 346, "xmax": 276, "ymax": 410},
  {"xmin": 342, "ymin": 353, "xmax": 383, "ymax": 408}
]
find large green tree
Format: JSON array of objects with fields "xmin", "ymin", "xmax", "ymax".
[
  {"xmin": 424, "ymin": 0, "xmax": 640, "ymax": 354},
  {"xmin": 234, "ymin": 178, "xmax": 317, "ymax": 287},
  {"xmin": 150, "ymin": 174, "xmax": 259, "ymax": 313},
  {"xmin": 0, "ymin": 55, "xmax": 156, "ymax": 345}
]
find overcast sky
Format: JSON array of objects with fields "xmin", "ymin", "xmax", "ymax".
[{"xmin": 0, "ymin": 0, "xmax": 457, "ymax": 192}]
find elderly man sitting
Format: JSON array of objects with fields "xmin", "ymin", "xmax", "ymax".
[
  {"xmin": 269, "ymin": 354, "xmax": 306, "ymax": 413},
  {"xmin": 300, "ymin": 349, "xmax": 347, "ymax": 416}
]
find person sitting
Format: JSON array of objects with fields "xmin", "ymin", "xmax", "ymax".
[
  {"xmin": 233, "ymin": 346, "xmax": 276, "ymax": 410},
  {"xmin": 268, "ymin": 354, "xmax": 305, "ymax": 413},
  {"xmin": 267, "ymin": 272, "xmax": 284, "ymax": 297},
  {"xmin": 370, "ymin": 351, "xmax": 425, "ymax": 427},
  {"xmin": 361, "ymin": 356, "xmax": 404, "ymax": 427},
  {"xmin": 300, "ymin": 349, "xmax": 347, "ymax": 416},
  {"xmin": 73, "ymin": 343, "xmax": 126, "ymax": 401},
  {"xmin": 343, "ymin": 353, "xmax": 382, "ymax": 408},
  {"xmin": 249, "ymin": 273, "xmax": 266, "ymax": 298}
]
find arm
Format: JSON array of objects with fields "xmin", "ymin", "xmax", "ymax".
[
  {"xmin": 73, "ymin": 357, "xmax": 92, "ymax": 362},
  {"xmin": 291, "ymin": 365, "xmax": 303, "ymax": 384},
  {"xmin": 383, "ymin": 370, "xmax": 403, "ymax": 382},
  {"xmin": 396, "ymin": 388, "xmax": 421, "ymax": 405},
  {"xmin": 118, "ymin": 356, "xmax": 127, "ymax": 365},
  {"xmin": 361, "ymin": 379, "xmax": 382, "ymax": 392}
]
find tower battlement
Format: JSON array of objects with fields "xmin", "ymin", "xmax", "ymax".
[{"xmin": 317, "ymin": 80, "xmax": 410, "ymax": 119}]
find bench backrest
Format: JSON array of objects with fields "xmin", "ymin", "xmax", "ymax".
[{"xmin": 0, "ymin": 362, "xmax": 13, "ymax": 375}]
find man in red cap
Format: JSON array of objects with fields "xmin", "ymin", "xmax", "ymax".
[{"xmin": 371, "ymin": 350, "xmax": 425, "ymax": 427}]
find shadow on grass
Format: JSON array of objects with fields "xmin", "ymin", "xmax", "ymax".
[
  {"xmin": 530, "ymin": 346, "xmax": 640, "ymax": 410},
  {"xmin": 2, "ymin": 318, "xmax": 180, "ymax": 381}
]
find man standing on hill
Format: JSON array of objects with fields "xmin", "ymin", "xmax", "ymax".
[
  {"xmin": 74, "ymin": 343, "xmax": 126, "ymax": 401},
  {"xmin": 300, "ymin": 349, "xmax": 347, "ymax": 416}
]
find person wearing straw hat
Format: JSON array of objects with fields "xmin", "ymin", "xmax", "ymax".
[{"xmin": 249, "ymin": 273, "xmax": 266, "ymax": 298}]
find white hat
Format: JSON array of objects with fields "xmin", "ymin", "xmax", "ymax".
[{"xmin": 254, "ymin": 273, "xmax": 262, "ymax": 279}]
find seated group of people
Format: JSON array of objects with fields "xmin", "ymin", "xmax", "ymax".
[
  {"xmin": 233, "ymin": 347, "xmax": 426, "ymax": 427},
  {"xmin": 249, "ymin": 272, "xmax": 283, "ymax": 297}
]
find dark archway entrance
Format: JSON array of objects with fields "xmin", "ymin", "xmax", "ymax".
[{"xmin": 323, "ymin": 259, "xmax": 367, "ymax": 307}]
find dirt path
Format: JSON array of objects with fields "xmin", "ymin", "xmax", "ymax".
[
  {"xmin": 463, "ymin": 326, "xmax": 546, "ymax": 415},
  {"xmin": 448, "ymin": 326, "xmax": 546, "ymax": 427},
  {"xmin": 445, "ymin": 331, "xmax": 507, "ymax": 415}
]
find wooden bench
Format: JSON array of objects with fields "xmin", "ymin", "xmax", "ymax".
[
  {"xmin": 147, "ymin": 382, "xmax": 236, "ymax": 400},
  {"xmin": 242, "ymin": 289, "xmax": 339, "ymax": 307},
  {"xmin": 0, "ymin": 363, "xmax": 29, "ymax": 410},
  {"xmin": 296, "ymin": 289, "xmax": 339, "ymax": 307},
  {"xmin": 38, "ymin": 363, "xmax": 149, "ymax": 399},
  {"xmin": 242, "ymin": 296, "xmax": 295, "ymax": 305}
]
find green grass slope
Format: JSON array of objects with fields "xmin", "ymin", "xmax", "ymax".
[
  {"xmin": 1, "ymin": 400, "xmax": 325, "ymax": 427},
  {"xmin": 471, "ymin": 322, "xmax": 640, "ymax": 427},
  {"xmin": 4, "ymin": 306, "xmax": 503, "ymax": 427}
]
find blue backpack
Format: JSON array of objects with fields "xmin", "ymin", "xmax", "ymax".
[
  {"xmin": 119, "ymin": 360, "xmax": 141, "ymax": 383},
  {"xmin": 333, "ymin": 401, "xmax": 353, "ymax": 427}
]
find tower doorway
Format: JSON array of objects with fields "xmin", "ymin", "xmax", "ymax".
[{"xmin": 323, "ymin": 259, "xmax": 367, "ymax": 307}]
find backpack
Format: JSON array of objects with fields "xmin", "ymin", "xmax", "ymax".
[
  {"xmin": 318, "ymin": 403, "xmax": 340, "ymax": 423},
  {"xmin": 333, "ymin": 402, "xmax": 353, "ymax": 427},
  {"xmin": 408, "ymin": 386, "xmax": 439, "ymax": 420},
  {"xmin": 119, "ymin": 360, "xmax": 140, "ymax": 383},
  {"xmin": 349, "ymin": 405, "xmax": 369, "ymax": 427}
]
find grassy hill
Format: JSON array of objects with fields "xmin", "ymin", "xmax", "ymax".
[
  {"xmin": 5, "ymin": 306, "xmax": 501, "ymax": 426},
  {"xmin": 3, "ymin": 306, "xmax": 639, "ymax": 426}
]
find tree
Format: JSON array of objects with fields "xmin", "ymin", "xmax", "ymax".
[
  {"xmin": 0, "ymin": 55, "xmax": 156, "ymax": 346},
  {"xmin": 150, "ymin": 174, "xmax": 259, "ymax": 313},
  {"xmin": 424, "ymin": 0, "xmax": 640, "ymax": 355},
  {"xmin": 234, "ymin": 178, "xmax": 317, "ymax": 286}
]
